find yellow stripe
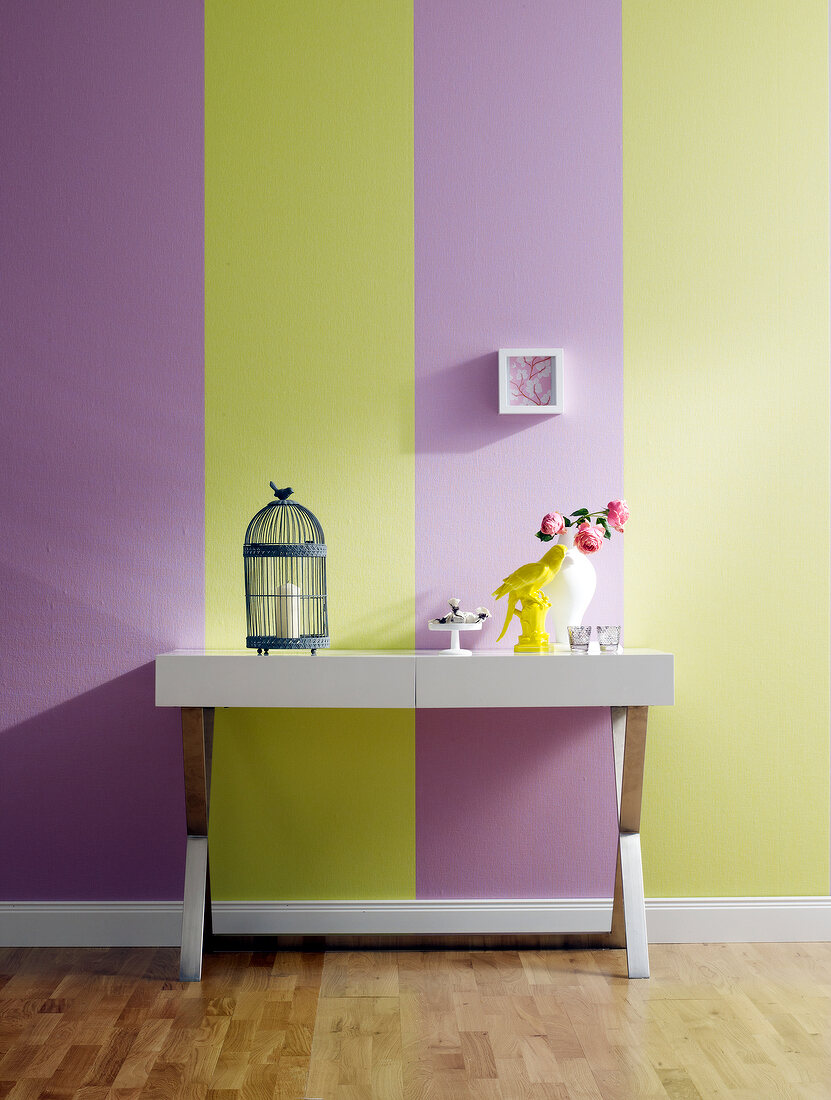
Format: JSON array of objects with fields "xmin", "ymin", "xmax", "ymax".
[
  {"xmin": 623, "ymin": 0, "xmax": 829, "ymax": 895},
  {"xmin": 205, "ymin": 0, "xmax": 415, "ymax": 898},
  {"xmin": 209, "ymin": 709, "xmax": 415, "ymax": 900}
]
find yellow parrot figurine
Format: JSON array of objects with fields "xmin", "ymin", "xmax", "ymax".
[{"xmin": 492, "ymin": 543, "xmax": 567, "ymax": 649}]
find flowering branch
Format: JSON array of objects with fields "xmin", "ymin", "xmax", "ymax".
[{"xmin": 509, "ymin": 356, "xmax": 552, "ymax": 406}]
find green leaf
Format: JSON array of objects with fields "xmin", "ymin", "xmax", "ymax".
[
  {"xmin": 571, "ymin": 508, "xmax": 589, "ymax": 516},
  {"xmin": 598, "ymin": 517, "xmax": 610, "ymax": 530},
  {"xmin": 604, "ymin": 529, "xmax": 612, "ymax": 539},
  {"xmin": 536, "ymin": 532, "xmax": 553, "ymax": 542},
  {"xmin": 563, "ymin": 517, "xmax": 573, "ymax": 527}
]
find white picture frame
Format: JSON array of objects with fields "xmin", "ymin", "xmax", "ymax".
[{"xmin": 498, "ymin": 348, "xmax": 564, "ymax": 414}]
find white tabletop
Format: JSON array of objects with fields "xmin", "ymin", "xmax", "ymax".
[{"xmin": 156, "ymin": 649, "xmax": 674, "ymax": 709}]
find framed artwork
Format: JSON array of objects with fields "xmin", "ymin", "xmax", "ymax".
[{"xmin": 498, "ymin": 348, "xmax": 563, "ymax": 414}]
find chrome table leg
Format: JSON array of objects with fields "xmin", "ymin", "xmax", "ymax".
[
  {"xmin": 179, "ymin": 706, "xmax": 214, "ymax": 982},
  {"xmin": 609, "ymin": 705, "xmax": 650, "ymax": 978}
]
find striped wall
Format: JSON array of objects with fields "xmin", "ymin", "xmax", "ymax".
[
  {"xmin": 412, "ymin": 0, "xmax": 622, "ymax": 898},
  {"xmin": 623, "ymin": 0, "xmax": 830, "ymax": 897},
  {"xmin": 1, "ymin": 1, "xmax": 828, "ymax": 912},
  {"xmin": 204, "ymin": 0, "xmax": 417, "ymax": 900},
  {"xmin": 204, "ymin": 0, "xmax": 415, "ymax": 654},
  {"xmin": 0, "ymin": 2, "xmax": 204, "ymax": 900}
]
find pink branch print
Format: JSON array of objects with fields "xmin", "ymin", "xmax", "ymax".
[{"xmin": 509, "ymin": 356, "xmax": 552, "ymax": 405}]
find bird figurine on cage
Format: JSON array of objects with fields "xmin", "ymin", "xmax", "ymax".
[{"xmin": 243, "ymin": 483, "xmax": 329, "ymax": 654}]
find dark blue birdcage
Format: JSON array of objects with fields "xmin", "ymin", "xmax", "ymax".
[{"xmin": 244, "ymin": 483, "xmax": 329, "ymax": 654}]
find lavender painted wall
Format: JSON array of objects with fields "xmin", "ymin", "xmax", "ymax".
[
  {"xmin": 416, "ymin": 709, "xmax": 617, "ymax": 898},
  {"xmin": 0, "ymin": 3, "xmax": 204, "ymax": 898},
  {"xmin": 414, "ymin": 0, "xmax": 622, "ymax": 896}
]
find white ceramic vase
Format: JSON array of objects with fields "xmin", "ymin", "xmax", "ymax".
[{"xmin": 543, "ymin": 526, "xmax": 597, "ymax": 650}]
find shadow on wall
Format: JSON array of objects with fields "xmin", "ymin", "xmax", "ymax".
[
  {"xmin": 0, "ymin": 663, "xmax": 185, "ymax": 901},
  {"xmin": 416, "ymin": 352, "xmax": 561, "ymax": 454}
]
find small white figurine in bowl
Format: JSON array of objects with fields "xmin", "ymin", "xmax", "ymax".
[{"xmin": 428, "ymin": 600, "xmax": 491, "ymax": 655}]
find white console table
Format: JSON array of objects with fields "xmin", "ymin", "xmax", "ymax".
[{"xmin": 155, "ymin": 649, "xmax": 674, "ymax": 981}]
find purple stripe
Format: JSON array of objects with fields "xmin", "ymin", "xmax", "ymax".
[
  {"xmin": 416, "ymin": 709, "xmax": 617, "ymax": 898},
  {"xmin": 414, "ymin": 0, "xmax": 622, "ymax": 897},
  {"xmin": 0, "ymin": 3, "xmax": 204, "ymax": 899}
]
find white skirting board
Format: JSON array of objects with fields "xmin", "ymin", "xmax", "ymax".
[
  {"xmin": 0, "ymin": 898, "xmax": 829, "ymax": 947},
  {"xmin": 0, "ymin": 902, "xmax": 184, "ymax": 947},
  {"xmin": 211, "ymin": 899, "xmax": 611, "ymax": 936},
  {"xmin": 645, "ymin": 897, "xmax": 831, "ymax": 943}
]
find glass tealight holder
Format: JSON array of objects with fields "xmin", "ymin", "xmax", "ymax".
[
  {"xmin": 596, "ymin": 625, "xmax": 621, "ymax": 652},
  {"xmin": 567, "ymin": 625, "xmax": 591, "ymax": 653}
]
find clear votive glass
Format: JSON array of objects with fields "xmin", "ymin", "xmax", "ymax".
[
  {"xmin": 568, "ymin": 625, "xmax": 591, "ymax": 653},
  {"xmin": 596, "ymin": 625, "xmax": 621, "ymax": 652}
]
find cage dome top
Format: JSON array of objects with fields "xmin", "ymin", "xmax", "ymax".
[{"xmin": 244, "ymin": 482, "xmax": 325, "ymax": 547}]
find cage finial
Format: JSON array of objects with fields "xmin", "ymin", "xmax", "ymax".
[{"xmin": 270, "ymin": 483, "xmax": 294, "ymax": 500}]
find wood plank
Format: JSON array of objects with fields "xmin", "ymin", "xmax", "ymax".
[
  {"xmin": 0, "ymin": 945, "xmax": 829, "ymax": 1096},
  {"xmin": 181, "ymin": 707, "xmax": 211, "ymax": 836},
  {"xmin": 618, "ymin": 705, "xmax": 648, "ymax": 835},
  {"xmin": 320, "ymin": 952, "xmax": 400, "ymax": 999}
]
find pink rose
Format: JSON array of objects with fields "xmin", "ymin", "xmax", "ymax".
[
  {"xmin": 539, "ymin": 511, "xmax": 564, "ymax": 536},
  {"xmin": 606, "ymin": 499, "xmax": 630, "ymax": 532},
  {"xmin": 574, "ymin": 522, "xmax": 604, "ymax": 555}
]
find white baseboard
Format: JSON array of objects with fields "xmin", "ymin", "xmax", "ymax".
[
  {"xmin": 0, "ymin": 897, "xmax": 828, "ymax": 947},
  {"xmin": 646, "ymin": 896, "xmax": 831, "ymax": 943},
  {"xmin": 0, "ymin": 902, "xmax": 183, "ymax": 947},
  {"xmin": 210, "ymin": 898, "xmax": 611, "ymax": 936}
]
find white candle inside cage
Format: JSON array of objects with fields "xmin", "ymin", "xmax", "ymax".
[{"xmin": 275, "ymin": 582, "xmax": 301, "ymax": 639}]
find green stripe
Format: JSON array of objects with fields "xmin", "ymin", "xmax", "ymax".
[
  {"xmin": 205, "ymin": 0, "xmax": 415, "ymax": 899},
  {"xmin": 623, "ymin": 0, "xmax": 829, "ymax": 896}
]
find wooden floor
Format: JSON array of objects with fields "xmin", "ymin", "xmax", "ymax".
[{"xmin": 1, "ymin": 943, "xmax": 830, "ymax": 1099}]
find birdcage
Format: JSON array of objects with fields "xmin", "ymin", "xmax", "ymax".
[{"xmin": 244, "ymin": 483, "xmax": 329, "ymax": 654}]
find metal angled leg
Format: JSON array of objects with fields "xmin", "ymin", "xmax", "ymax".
[
  {"xmin": 179, "ymin": 706, "xmax": 214, "ymax": 982},
  {"xmin": 608, "ymin": 705, "xmax": 650, "ymax": 978},
  {"xmin": 180, "ymin": 836, "xmax": 209, "ymax": 981},
  {"xmin": 618, "ymin": 832, "xmax": 649, "ymax": 977}
]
